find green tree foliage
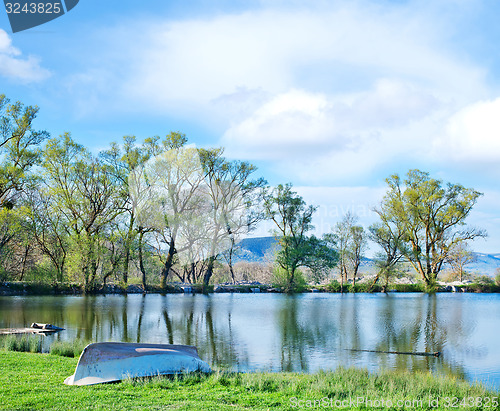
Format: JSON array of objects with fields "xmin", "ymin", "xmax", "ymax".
[
  {"xmin": 130, "ymin": 136, "xmax": 207, "ymax": 288},
  {"xmin": 0, "ymin": 95, "xmax": 48, "ymax": 206},
  {"xmin": 42, "ymin": 134, "xmax": 124, "ymax": 290},
  {"xmin": 0, "ymin": 95, "xmax": 48, "ymax": 268},
  {"xmin": 264, "ymin": 184, "xmax": 337, "ymax": 292},
  {"xmin": 377, "ymin": 169, "xmax": 486, "ymax": 291}
]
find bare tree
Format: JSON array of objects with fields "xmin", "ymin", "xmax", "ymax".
[
  {"xmin": 328, "ymin": 212, "xmax": 367, "ymax": 291},
  {"xmin": 446, "ymin": 242, "xmax": 475, "ymax": 282}
]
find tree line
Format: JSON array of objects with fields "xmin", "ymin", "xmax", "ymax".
[{"xmin": 0, "ymin": 95, "xmax": 486, "ymax": 292}]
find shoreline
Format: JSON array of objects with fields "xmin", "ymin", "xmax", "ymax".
[{"xmin": 1, "ymin": 280, "xmax": 499, "ymax": 296}]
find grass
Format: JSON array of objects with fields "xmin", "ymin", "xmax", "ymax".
[
  {"xmin": 49, "ymin": 339, "xmax": 90, "ymax": 358},
  {"xmin": 0, "ymin": 351, "xmax": 498, "ymax": 410},
  {"xmin": 0, "ymin": 335, "xmax": 90, "ymax": 358},
  {"xmin": 0, "ymin": 334, "xmax": 42, "ymax": 353}
]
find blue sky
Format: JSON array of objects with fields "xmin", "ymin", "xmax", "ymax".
[{"xmin": 1, "ymin": 0, "xmax": 500, "ymax": 253}]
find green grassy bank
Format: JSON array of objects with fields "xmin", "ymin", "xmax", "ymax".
[{"xmin": 0, "ymin": 351, "xmax": 498, "ymax": 410}]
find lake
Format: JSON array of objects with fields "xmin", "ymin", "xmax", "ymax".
[{"xmin": 1, "ymin": 293, "xmax": 499, "ymax": 390}]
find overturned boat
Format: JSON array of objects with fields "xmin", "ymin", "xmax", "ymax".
[{"xmin": 64, "ymin": 342, "xmax": 211, "ymax": 386}]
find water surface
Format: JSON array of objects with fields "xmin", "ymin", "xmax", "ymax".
[{"xmin": 1, "ymin": 293, "xmax": 499, "ymax": 390}]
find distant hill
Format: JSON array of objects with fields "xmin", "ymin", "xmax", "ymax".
[
  {"xmin": 234, "ymin": 236, "xmax": 500, "ymax": 276},
  {"xmin": 234, "ymin": 236, "xmax": 278, "ymax": 263},
  {"xmin": 467, "ymin": 253, "xmax": 500, "ymax": 276}
]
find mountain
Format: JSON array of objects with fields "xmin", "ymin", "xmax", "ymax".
[
  {"xmin": 467, "ymin": 253, "xmax": 500, "ymax": 276},
  {"xmin": 233, "ymin": 236, "xmax": 278, "ymax": 263},
  {"xmin": 234, "ymin": 237, "xmax": 500, "ymax": 276}
]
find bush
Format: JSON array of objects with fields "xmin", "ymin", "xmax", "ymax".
[
  {"xmin": 324, "ymin": 279, "xmax": 383, "ymax": 293},
  {"xmin": 474, "ymin": 275, "xmax": 494, "ymax": 285},
  {"xmin": 347, "ymin": 283, "xmax": 373, "ymax": 293},
  {"xmin": 391, "ymin": 283, "xmax": 425, "ymax": 292},
  {"xmin": 326, "ymin": 279, "xmax": 341, "ymax": 292},
  {"xmin": 469, "ymin": 275, "xmax": 500, "ymax": 293},
  {"xmin": 272, "ymin": 266, "xmax": 307, "ymax": 293}
]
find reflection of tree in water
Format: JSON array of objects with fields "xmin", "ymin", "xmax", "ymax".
[
  {"xmin": 159, "ymin": 296, "xmax": 249, "ymax": 370},
  {"xmin": 277, "ymin": 296, "xmax": 339, "ymax": 372},
  {"xmin": 71, "ymin": 296, "xmax": 137, "ymax": 343},
  {"xmin": 335, "ymin": 295, "xmax": 361, "ymax": 357},
  {"xmin": 373, "ymin": 294, "xmax": 472, "ymax": 380},
  {"xmin": 136, "ymin": 293, "xmax": 146, "ymax": 343}
]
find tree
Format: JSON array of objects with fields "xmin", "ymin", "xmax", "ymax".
[
  {"xmin": 368, "ymin": 220, "xmax": 407, "ymax": 292},
  {"xmin": 100, "ymin": 135, "xmax": 149, "ymax": 284},
  {"xmin": 0, "ymin": 95, "xmax": 48, "ymax": 207},
  {"xmin": 446, "ymin": 242, "xmax": 475, "ymax": 282},
  {"xmin": 130, "ymin": 135, "xmax": 207, "ymax": 288},
  {"xmin": 25, "ymin": 186, "xmax": 69, "ymax": 282},
  {"xmin": 327, "ymin": 212, "xmax": 367, "ymax": 291},
  {"xmin": 42, "ymin": 134, "xmax": 125, "ymax": 290},
  {"xmin": 0, "ymin": 95, "xmax": 48, "ymax": 265},
  {"xmin": 264, "ymin": 183, "xmax": 336, "ymax": 292},
  {"xmin": 377, "ymin": 169, "xmax": 486, "ymax": 290},
  {"xmin": 348, "ymin": 224, "xmax": 367, "ymax": 287},
  {"xmin": 198, "ymin": 148, "xmax": 267, "ymax": 288}
]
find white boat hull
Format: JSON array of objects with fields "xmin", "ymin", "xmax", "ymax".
[{"xmin": 64, "ymin": 342, "xmax": 211, "ymax": 386}]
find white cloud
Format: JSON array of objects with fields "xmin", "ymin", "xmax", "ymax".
[
  {"xmin": 54, "ymin": 2, "xmax": 495, "ymax": 186},
  {"xmin": 0, "ymin": 29, "xmax": 50, "ymax": 82},
  {"xmin": 97, "ymin": 3, "xmax": 484, "ymax": 115},
  {"xmin": 83, "ymin": 4, "xmax": 481, "ymax": 184},
  {"xmin": 222, "ymin": 79, "xmax": 441, "ymax": 162},
  {"xmin": 464, "ymin": 188, "xmax": 500, "ymax": 254},
  {"xmin": 221, "ymin": 89, "xmax": 336, "ymax": 159},
  {"xmin": 219, "ymin": 79, "xmax": 447, "ymax": 185},
  {"xmin": 435, "ymin": 98, "xmax": 500, "ymax": 164}
]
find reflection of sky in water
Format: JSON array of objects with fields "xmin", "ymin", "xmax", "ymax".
[{"xmin": 1, "ymin": 293, "xmax": 499, "ymax": 390}]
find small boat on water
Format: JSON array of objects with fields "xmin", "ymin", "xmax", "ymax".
[{"xmin": 64, "ymin": 342, "xmax": 212, "ymax": 386}]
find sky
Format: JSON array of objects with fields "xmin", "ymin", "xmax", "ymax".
[{"xmin": 1, "ymin": 0, "xmax": 500, "ymax": 254}]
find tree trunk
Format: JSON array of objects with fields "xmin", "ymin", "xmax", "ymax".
[
  {"xmin": 228, "ymin": 236, "xmax": 236, "ymax": 284},
  {"xmin": 19, "ymin": 244, "xmax": 31, "ymax": 281},
  {"xmin": 286, "ymin": 268, "xmax": 295, "ymax": 293},
  {"xmin": 138, "ymin": 231, "xmax": 146, "ymax": 290},
  {"xmin": 122, "ymin": 216, "xmax": 135, "ymax": 284},
  {"xmin": 160, "ymin": 240, "xmax": 175, "ymax": 289},
  {"xmin": 368, "ymin": 273, "xmax": 380, "ymax": 293},
  {"xmin": 203, "ymin": 256, "xmax": 216, "ymax": 292},
  {"xmin": 122, "ymin": 246, "xmax": 130, "ymax": 284},
  {"xmin": 229, "ymin": 251, "xmax": 236, "ymax": 284},
  {"xmin": 383, "ymin": 268, "xmax": 390, "ymax": 293},
  {"xmin": 187, "ymin": 262, "xmax": 195, "ymax": 284}
]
